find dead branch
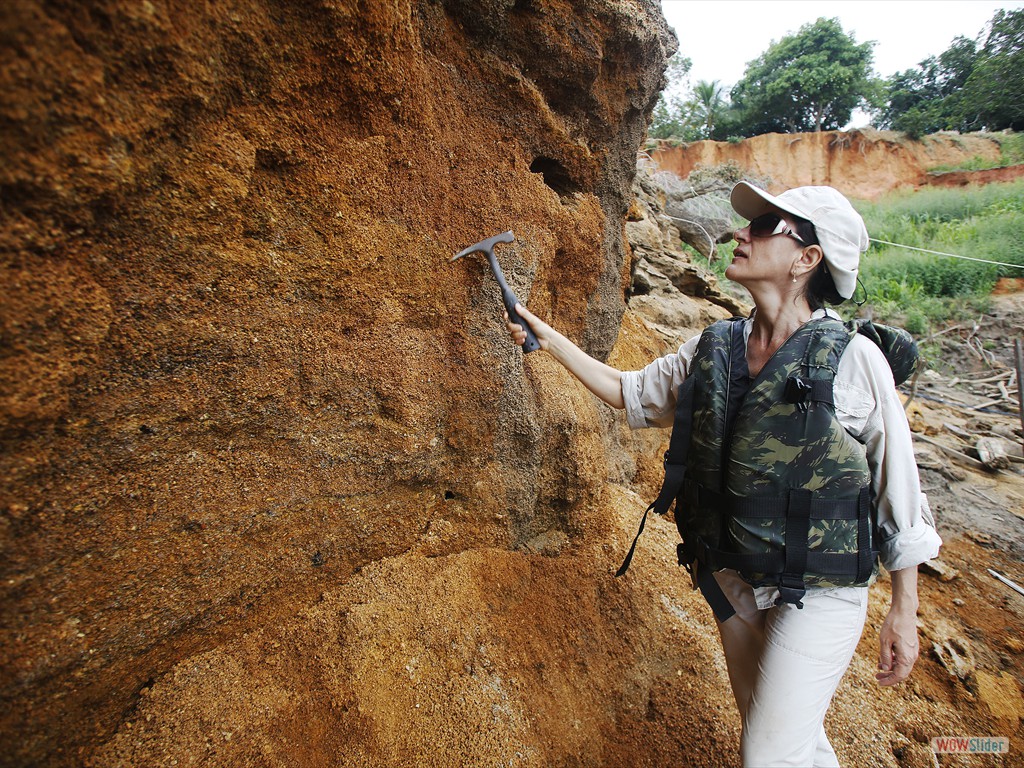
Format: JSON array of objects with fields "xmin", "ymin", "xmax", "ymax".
[
  {"xmin": 958, "ymin": 371, "xmax": 1013, "ymax": 385},
  {"xmin": 913, "ymin": 433, "xmax": 988, "ymax": 471},
  {"xmin": 924, "ymin": 324, "xmax": 963, "ymax": 342},
  {"xmin": 967, "ymin": 398, "xmax": 1006, "ymax": 411},
  {"xmin": 942, "ymin": 423, "xmax": 972, "ymax": 441}
]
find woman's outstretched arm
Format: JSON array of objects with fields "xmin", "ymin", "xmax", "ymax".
[{"xmin": 505, "ymin": 303, "xmax": 625, "ymax": 410}]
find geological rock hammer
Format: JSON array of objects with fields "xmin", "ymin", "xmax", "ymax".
[{"xmin": 452, "ymin": 230, "xmax": 541, "ymax": 353}]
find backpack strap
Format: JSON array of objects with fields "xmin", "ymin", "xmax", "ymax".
[
  {"xmin": 691, "ymin": 552, "xmax": 737, "ymax": 623},
  {"xmin": 616, "ymin": 316, "xmax": 746, "ymax": 578},
  {"xmin": 615, "ymin": 374, "xmax": 696, "ymax": 577},
  {"xmin": 617, "ymin": 320, "xmax": 745, "ymax": 624}
]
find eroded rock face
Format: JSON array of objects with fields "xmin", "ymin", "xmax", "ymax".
[
  {"xmin": 0, "ymin": 1, "xmax": 676, "ymax": 763},
  {"xmin": 650, "ymin": 129, "xmax": 1007, "ymax": 200},
  {"xmin": 625, "ymin": 165, "xmax": 746, "ymax": 350}
]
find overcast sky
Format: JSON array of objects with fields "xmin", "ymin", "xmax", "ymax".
[{"xmin": 660, "ymin": 0, "xmax": 1024, "ymax": 126}]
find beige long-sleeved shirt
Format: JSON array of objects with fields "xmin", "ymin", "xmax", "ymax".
[{"xmin": 620, "ymin": 309, "xmax": 942, "ymax": 573}]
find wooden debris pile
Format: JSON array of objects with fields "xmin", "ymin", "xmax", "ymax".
[{"xmin": 905, "ymin": 316, "xmax": 1023, "ymax": 474}]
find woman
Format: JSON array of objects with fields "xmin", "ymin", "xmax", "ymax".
[{"xmin": 505, "ymin": 182, "xmax": 941, "ymax": 767}]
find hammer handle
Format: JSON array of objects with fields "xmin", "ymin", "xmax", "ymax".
[{"xmin": 502, "ymin": 288, "xmax": 541, "ymax": 354}]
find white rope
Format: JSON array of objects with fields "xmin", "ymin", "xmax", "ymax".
[{"xmin": 869, "ymin": 237, "xmax": 1024, "ymax": 270}]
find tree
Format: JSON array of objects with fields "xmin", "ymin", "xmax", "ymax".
[
  {"xmin": 650, "ymin": 53, "xmax": 703, "ymax": 140},
  {"xmin": 730, "ymin": 17, "xmax": 876, "ymax": 136},
  {"xmin": 690, "ymin": 80, "xmax": 726, "ymax": 139},
  {"xmin": 875, "ymin": 37, "xmax": 977, "ymax": 136},
  {"xmin": 957, "ymin": 9, "xmax": 1024, "ymax": 130},
  {"xmin": 649, "ymin": 92, "xmax": 695, "ymax": 140},
  {"xmin": 874, "ymin": 9, "xmax": 1022, "ymax": 135}
]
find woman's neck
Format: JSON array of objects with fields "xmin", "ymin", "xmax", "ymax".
[
  {"xmin": 748, "ymin": 292, "xmax": 814, "ymax": 345},
  {"xmin": 745, "ymin": 293, "xmax": 814, "ymax": 377}
]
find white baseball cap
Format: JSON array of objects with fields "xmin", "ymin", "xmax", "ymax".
[{"xmin": 730, "ymin": 182, "xmax": 869, "ymax": 300}]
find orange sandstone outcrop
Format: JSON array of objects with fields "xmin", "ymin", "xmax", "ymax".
[
  {"xmin": 650, "ymin": 129, "xmax": 1006, "ymax": 199},
  {"xmin": 0, "ymin": 2, "xmax": 690, "ymax": 765},
  {"xmin": 6, "ymin": 4, "xmax": 1021, "ymax": 767}
]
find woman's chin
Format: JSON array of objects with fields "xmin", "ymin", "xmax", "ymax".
[{"xmin": 724, "ymin": 265, "xmax": 744, "ymax": 283}]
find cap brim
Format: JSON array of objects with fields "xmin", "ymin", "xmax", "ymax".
[{"xmin": 730, "ymin": 181, "xmax": 809, "ymax": 223}]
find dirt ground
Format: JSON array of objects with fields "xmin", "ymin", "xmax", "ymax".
[{"xmin": 859, "ymin": 291, "xmax": 1024, "ymax": 767}]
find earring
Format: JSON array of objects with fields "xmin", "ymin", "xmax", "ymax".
[{"xmin": 792, "ymin": 275, "xmax": 797, "ymax": 283}]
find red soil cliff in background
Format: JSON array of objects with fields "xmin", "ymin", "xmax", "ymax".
[{"xmin": 649, "ymin": 129, "xmax": 1014, "ymax": 199}]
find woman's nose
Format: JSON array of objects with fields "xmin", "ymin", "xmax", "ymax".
[{"xmin": 734, "ymin": 225, "xmax": 750, "ymax": 242}]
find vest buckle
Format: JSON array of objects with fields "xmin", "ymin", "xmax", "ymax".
[
  {"xmin": 774, "ymin": 574, "xmax": 807, "ymax": 609},
  {"xmin": 784, "ymin": 376, "xmax": 813, "ymax": 411}
]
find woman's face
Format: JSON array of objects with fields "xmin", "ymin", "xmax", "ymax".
[{"xmin": 726, "ymin": 212, "xmax": 807, "ymax": 293}]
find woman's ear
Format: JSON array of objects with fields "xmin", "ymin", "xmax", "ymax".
[{"xmin": 796, "ymin": 244, "xmax": 824, "ymax": 275}]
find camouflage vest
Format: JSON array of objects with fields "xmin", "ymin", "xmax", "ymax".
[
  {"xmin": 677, "ymin": 316, "xmax": 878, "ymax": 602},
  {"xmin": 616, "ymin": 315, "xmax": 916, "ymax": 616}
]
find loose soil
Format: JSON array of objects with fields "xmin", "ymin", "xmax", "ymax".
[{"xmin": 864, "ymin": 292, "xmax": 1024, "ymax": 767}]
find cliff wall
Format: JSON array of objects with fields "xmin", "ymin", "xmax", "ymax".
[
  {"xmin": 650, "ymin": 129, "xmax": 1008, "ymax": 199},
  {"xmin": 0, "ymin": 2, "xmax": 714, "ymax": 765}
]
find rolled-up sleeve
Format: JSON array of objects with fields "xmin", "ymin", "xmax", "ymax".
[
  {"xmin": 836, "ymin": 337, "xmax": 942, "ymax": 572},
  {"xmin": 620, "ymin": 335, "xmax": 700, "ymax": 430}
]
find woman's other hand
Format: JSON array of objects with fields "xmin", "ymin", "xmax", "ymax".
[{"xmin": 876, "ymin": 568, "xmax": 920, "ymax": 686}]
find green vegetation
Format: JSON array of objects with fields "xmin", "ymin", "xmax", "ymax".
[
  {"xmin": 852, "ymin": 181, "xmax": 1024, "ymax": 334},
  {"xmin": 648, "ymin": 53, "xmax": 731, "ymax": 143},
  {"xmin": 648, "ymin": 53, "xmax": 696, "ymax": 141},
  {"xmin": 877, "ymin": 9, "xmax": 1024, "ymax": 137},
  {"xmin": 652, "ymin": 17, "xmax": 876, "ymax": 141},
  {"xmin": 686, "ymin": 181, "xmax": 1024, "ymax": 338},
  {"xmin": 651, "ymin": 8, "xmax": 1023, "ymax": 142},
  {"xmin": 730, "ymin": 18, "xmax": 875, "ymax": 135},
  {"xmin": 927, "ymin": 132, "xmax": 1024, "ymax": 172}
]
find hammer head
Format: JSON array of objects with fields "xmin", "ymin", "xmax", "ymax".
[
  {"xmin": 450, "ymin": 228, "xmax": 540, "ymax": 353},
  {"xmin": 451, "ymin": 230, "xmax": 514, "ymax": 261}
]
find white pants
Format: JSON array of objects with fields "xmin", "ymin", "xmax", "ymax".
[{"xmin": 712, "ymin": 569, "xmax": 870, "ymax": 768}]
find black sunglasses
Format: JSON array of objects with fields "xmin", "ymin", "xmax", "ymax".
[{"xmin": 748, "ymin": 213, "xmax": 806, "ymax": 244}]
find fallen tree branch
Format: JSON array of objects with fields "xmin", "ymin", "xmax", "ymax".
[
  {"xmin": 997, "ymin": 379, "xmax": 1019, "ymax": 406},
  {"xmin": 913, "ymin": 392, "xmax": 1019, "ymax": 417},
  {"xmin": 942, "ymin": 423, "xmax": 972, "ymax": 441},
  {"xmin": 925, "ymin": 324, "xmax": 963, "ymax": 342},
  {"xmin": 955, "ymin": 370, "xmax": 1014, "ymax": 385},
  {"xmin": 966, "ymin": 398, "xmax": 1006, "ymax": 411},
  {"xmin": 913, "ymin": 433, "xmax": 988, "ymax": 471},
  {"xmin": 962, "ymin": 484, "xmax": 1000, "ymax": 505}
]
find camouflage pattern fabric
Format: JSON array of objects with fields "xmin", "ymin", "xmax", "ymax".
[
  {"xmin": 848, "ymin": 319, "xmax": 919, "ymax": 386},
  {"xmin": 678, "ymin": 317, "xmax": 877, "ymax": 589}
]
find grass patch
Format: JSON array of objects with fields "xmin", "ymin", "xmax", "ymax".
[
  {"xmin": 927, "ymin": 131, "xmax": 1024, "ymax": 172},
  {"xmin": 852, "ymin": 180, "xmax": 1024, "ymax": 334}
]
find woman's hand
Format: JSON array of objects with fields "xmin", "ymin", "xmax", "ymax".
[
  {"xmin": 501, "ymin": 303, "xmax": 626, "ymax": 409},
  {"xmin": 504, "ymin": 303, "xmax": 551, "ymax": 352},
  {"xmin": 876, "ymin": 567, "xmax": 920, "ymax": 686},
  {"xmin": 876, "ymin": 606, "xmax": 919, "ymax": 685}
]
